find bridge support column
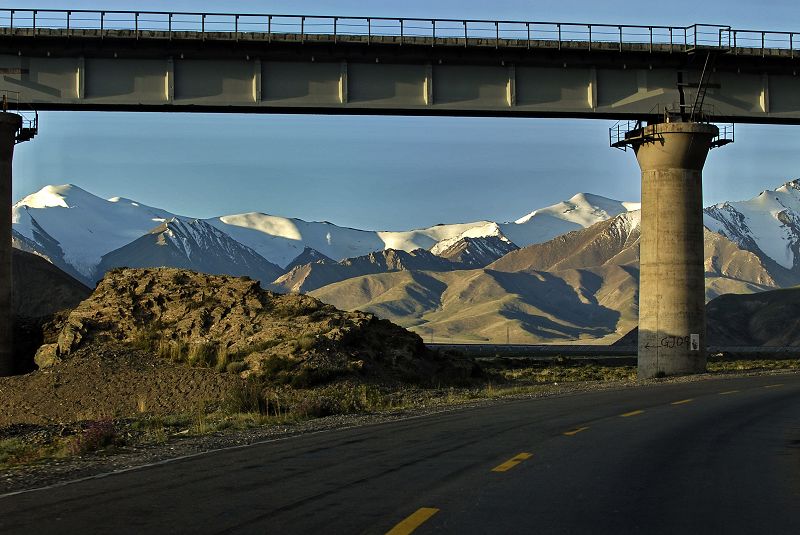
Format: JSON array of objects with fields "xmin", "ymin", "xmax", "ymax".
[
  {"xmin": 0, "ymin": 112, "xmax": 21, "ymax": 376},
  {"xmin": 632, "ymin": 122, "xmax": 718, "ymax": 379}
]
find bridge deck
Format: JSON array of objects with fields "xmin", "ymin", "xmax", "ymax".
[{"xmin": 0, "ymin": 11, "xmax": 797, "ymax": 122}]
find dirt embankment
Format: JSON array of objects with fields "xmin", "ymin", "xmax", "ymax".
[{"xmin": 0, "ymin": 346, "xmax": 237, "ymax": 425}]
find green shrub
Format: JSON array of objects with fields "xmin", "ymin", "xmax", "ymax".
[
  {"xmin": 172, "ymin": 272, "xmax": 190, "ymax": 285},
  {"xmin": 0, "ymin": 438, "xmax": 30, "ymax": 466},
  {"xmin": 262, "ymin": 355, "xmax": 293, "ymax": 376},
  {"xmin": 273, "ymin": 299, "xmax": 320, "ymax": 318},
  {"xmin": 292, "ymin": 394, "xmax": 337, "ymax": 418},
  {"xmin": 131, "ymin": 327, "xmax": 161, "ymax": 352},
  {"xmin": 226, "ymin": 361, "xmax": 248, "ymax": 374},
  {"xmin": 246, "ymin": 339, "xmax": 283, "ymax": 353},
  {"xmin": 187, "ymin": 342, "xmax": 217, "ymax": 367},
  {"xmin": 309, "ymin": 309, "xmax": 329, "ymax": 321},
  {"xmin": 289, "ymin": 365, "xmax": 349, "ymax": 388},
  {"xmin": 158, "ymin": 339, "xmax": 187, "ymax": 362},
  {"xmin": 214, "ymin": 345, "xmax": 230, "ymax": 372},
  {"xmin": 297, "ymin": 335, "xmax": 316, "ymax": 352},
  {"xmin": 224, "ymin": 378, "xmax": 269, "ymax": 415}
]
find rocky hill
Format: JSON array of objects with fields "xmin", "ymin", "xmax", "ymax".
[{"xmin": 37, "ymin": 268, "xmax": 472, "ymax": 385}]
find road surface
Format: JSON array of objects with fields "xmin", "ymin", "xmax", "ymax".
[{"xmin": 2, "ymin": 374, "xmax": 799, "ymax": 534}]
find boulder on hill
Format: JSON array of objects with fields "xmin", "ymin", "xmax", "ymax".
[{"xmin": 38, "ymin": 267, "xmax": 477, "ymax": 386}]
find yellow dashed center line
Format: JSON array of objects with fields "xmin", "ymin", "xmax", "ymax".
[
  {"xmin": 671, "ymin": 398, "xmax": 693, "ymax": 405},
  {"xmin": 620, "ymin": 409, "xmax": 644, "ymax": 418},
  {"xmin": 386, "ymin": 507, "xmax": 440, "ymax": 535},
  {"xmin": 719, "ymin": 390, "xmax": 739, "ymax": 395},
  {"xmin": 491, "ymin": 452, "xmax": 534, "ymax": 472},
  {"xmin": 563, "ymin": 426, "xmax": 590, "ymax": 436},
  {"xmin": 764, "ymin": 384, "xmax": 783, "ymax": 389}
]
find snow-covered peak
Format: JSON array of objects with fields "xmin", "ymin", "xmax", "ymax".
[
  {"xmin": 153, "ymin": 217, "xmax": 264, "ymax": 262},
  {"xmin": 515, "ymin": 192, "xmax": 639, "ymax": 226},
  {"xmin": 430, "ymin": 222, "xmax": 507, "ymax": 255},
  {"xmin": 496, "ymin": 193, "xmax": 638, "ymax": 249},
  {"xmin": 775, "ymin": 178, "xmax": 800, "ymax": 196},
  {"xmin": 617, "ymin": 209, "xmax": 642, "ymax": 234},
  {"xmin": 108, "ymin": 196, "xmax": 144, "ymax": 208},
  {"xmin": 15, "ymin": 184, "xmax": 92, "ymax": 209},
  {"xmin": 209, "ymin": 211, "xmax": 491, "ymax": 268},
  {"xmin": 703, "ymin": 182, "xmax": 800, "ymax": 270},
  {"xmin": 13, "ymin": 185, "xmax": 179, "ymax": 278},
  {"xmin": 218, "ymin": 212, "xmax": 305, "ymax": 241}
]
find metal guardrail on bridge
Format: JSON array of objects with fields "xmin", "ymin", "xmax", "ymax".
[
  {"xmin": 0, "ymin": 10, "xmax": 795, "ymax": 56},
  {"xmin": 0, "ymin": 8, "xmax": 792, "ymax": 53}
]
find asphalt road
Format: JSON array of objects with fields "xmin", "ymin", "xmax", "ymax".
[{"xmin": 2, "ymin": 374, "xmax": 799, "ymax": 534}]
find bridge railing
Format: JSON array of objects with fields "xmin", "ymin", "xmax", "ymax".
[
  {"xmin": 0, "ymin": 9, "xmax": 794, "ymax": 56},
  {"xmin": 724, "ymin": 29, "xmax": 800, "ymax": 57},
  {"xmin": 0, "ymin": 8, "xmax": 741, "ymax": 52}
]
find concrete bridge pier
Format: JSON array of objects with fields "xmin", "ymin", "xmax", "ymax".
[
  {"xmin": 631, "ymin": 121, "xmax": 719, "ymax": 379},
  {"xmin": 0, "ymin": 112, "xmax": 21, "ymax": 376}
]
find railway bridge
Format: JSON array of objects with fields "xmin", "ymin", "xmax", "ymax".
[{"xmin": 0, "ymin": 8, "xmax": 798, "ymax": 378}]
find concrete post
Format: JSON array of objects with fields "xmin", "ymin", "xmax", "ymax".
[
  {"xmin": 632, "ymin": 121, "xmax": 718, "ymax": 379},
  {"xmin": 0, "ymin": 112, "xmax": 21, "ymax": 376}
]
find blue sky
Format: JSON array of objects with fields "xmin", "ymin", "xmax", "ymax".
[{"xmin": 11, "ymin": 1, "xmax": 800, "ymax": 230}]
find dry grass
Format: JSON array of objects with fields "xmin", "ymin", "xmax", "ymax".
[{"xmin": 707, "ymin": 358, "xmax": 800, "ymax": 372}]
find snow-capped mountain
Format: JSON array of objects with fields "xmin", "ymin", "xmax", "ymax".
[
  {"xmin": 27, "ymin": 180, "xmax": 800, "ymax": 291},
  {"xmin": 208, "ymin": 193, "xmax": 640, "ymax": 268},
  {"xmin": 207, "ymin": 212, "xmax": 490, "ymax": 269},
  {"xmin": 12, "ymin": 184, "xmax": 177, "ymax": 283},
  {"xmin": 500, "ymin": 193, "xmax": 641, "ymax": 247},
  {"xmin": 96, "ymin": 218, "xmax": 285, "ymax": 285},
  {"xmin": 704, "ymin": 179, "xmax": 800, "ymax": 272},
  {"xmin": 430, "ymin": 222, "xmax": 508, "ymax": 255}
]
